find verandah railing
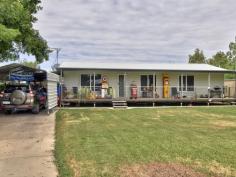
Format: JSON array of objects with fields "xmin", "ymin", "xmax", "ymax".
[{"xmin": 61, "ymin": 86, "xmax": 236, "ymax": 100}]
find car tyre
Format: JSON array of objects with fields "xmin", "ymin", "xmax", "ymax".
[{"xmin": 32, "ymin": 104, "xmax": 40, "ymax": 114}]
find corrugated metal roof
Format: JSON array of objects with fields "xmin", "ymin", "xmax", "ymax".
[
  {"xmin": 0, "ymin": 63, "xmax": 46, "ymax": 81},
  {"xmin": 59, "ymin": 62, "xmax": 233, "ymax": 73}
]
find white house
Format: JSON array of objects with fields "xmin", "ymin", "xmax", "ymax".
[{"xmin": 58, "ymin": 62, "xmax": 235, "ymax": 105}]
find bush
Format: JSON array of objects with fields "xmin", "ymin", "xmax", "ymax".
[{"xmin": 0, "ymin": 83, "xmax": 5, "ymax": 92}]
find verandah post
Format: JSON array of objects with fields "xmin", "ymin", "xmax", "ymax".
[
  {"xmin": 153, "ymin": 72, "xmax": 155, "ymax": 99},
  {"xmin": 208, "ymin": 72, "xmax": 211, "ymax": 99},
  {"xmin": 93, "ymin": 72, "xmax": 95, "ymax": 92},
  {"xmin": 234, "ymin": 70, "xmax": 236, "ymax": 99},
  {"xmin": 125, "ymin": 72, "xmax": 127, "ymax": 99},
  {"xmin": 60, "ymin": 69, "xmax": 63, "ymax": 108},
  {"xmin": 89, "ymin": 74, "xmax": 92, "ymax": 91},
  {"xmin": 181, "ymin": 73, "xmax": 183, "ymax": 98}
]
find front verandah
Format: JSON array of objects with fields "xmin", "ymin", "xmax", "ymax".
[
  {"xmin": 61, "ymin": 71, "xmax": 236, "ymax": 104},
  {"xmin": 61, "ymin": 85, "xmax": 235, "ymax": 103}
]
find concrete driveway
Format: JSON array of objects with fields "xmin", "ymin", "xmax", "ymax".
[{"xmin": 0, "ymin": 111, "xmax": 58, "ymax": 177}]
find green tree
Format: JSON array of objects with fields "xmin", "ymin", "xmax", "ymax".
[
  {"xmin": 20, "ymin": 59, "xmax": 38, "ymax": 69},
  {"xmin": 207, "ymin": 51, "xmax": 229, "ymax": 68},
  {"xmin": 227, "ymin": 38, "xmax": 236, "ymax": 70},
  {"xmin": 0, "ymin": 0, "xmax": 49, "ymax": 63},
  {"xmin": 224, "ymin": 38, "xmax": 236, "ymax": 79},
  {"xmin": 188, "ymin": 48, "xmax": 206, "ymax": 63}
]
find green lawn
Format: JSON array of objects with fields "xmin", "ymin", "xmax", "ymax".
[{"xmin": 55, "ymin": 107, "xmax": 236, "ymax": 177}]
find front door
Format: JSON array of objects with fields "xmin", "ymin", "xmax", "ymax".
[{"xmin": 119, "ymin": 75, "xmax": 125, "ymax": 97}]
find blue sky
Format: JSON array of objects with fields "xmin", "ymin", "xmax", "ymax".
[{"xmin": 32, "ymin": 0, "xmax": 236, "ymax": 69}]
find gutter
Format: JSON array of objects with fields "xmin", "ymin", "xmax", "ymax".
[{"xmin": 57, "ymin": 67, "xmax": 235, "ymax": 73}]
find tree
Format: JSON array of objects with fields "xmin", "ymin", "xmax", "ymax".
[
  {"xmin": 207, "ymin": 51, "xmax": 229, "ymax": 69},
  {"xmin": 20, "ymin": 59, "xmax": 38, "ymax": 69},
  {"xmin": 227, "ymin": 38, "xmax": 236, "ymax": 70},
  {"xmin": 223, "ymin": 38, "xmax": 236, "ymax": 79},
  {"xmin": 188, "ymin": 48, "xmax": 206, "ymax": 63},
  {"xmin": 0, "ymin": 0, "xmax": 49, "ymax": 63}
]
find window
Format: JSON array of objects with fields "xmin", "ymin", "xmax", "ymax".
[
  {"xmin": 81, "ymin": 74, "xmax": 90, "ymax": 87},
  {"xmin": 140, "ymin": 75, "xmax": 155, "ymax": 98},
  {"xmin": 81, "ymin": 74, "xmax": 101, "ymax": 91},
  {"xmin": 141, "ymin": 75, "xmax": 148, "ymax": 91},
  {"xmin": 187, "ymin": 76, "xmax": 194, "ymax": 91},
  {"xmin": 140, "ymin": 75, "xmax": 154, "ymax": 91},
  {"xmin": 179, "ymin": 75, "xmax": 194, "ymax": 91},
  {"xmin": 149, "ymin": 75, "xmax": 153, "ymax": 87}
]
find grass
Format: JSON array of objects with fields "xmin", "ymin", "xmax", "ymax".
[{"xmin": 55, "ymin": 107, "xmax": 236, "ymax": 177}]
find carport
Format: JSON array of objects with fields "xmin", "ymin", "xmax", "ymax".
[{"xmin": 0, "ymin": 63, "xmax": 59, "ymax": 113}]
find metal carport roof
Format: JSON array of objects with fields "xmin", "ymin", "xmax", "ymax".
[{"xmin": 0, "ymin": 63, "xmax": 46, "ymax": 81}]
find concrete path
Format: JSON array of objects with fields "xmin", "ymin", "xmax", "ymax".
[{"xmin": 0, "ymin": 112, "xmax": 58, "ymax": 177}]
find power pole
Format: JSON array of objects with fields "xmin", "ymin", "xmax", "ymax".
[
  {"xmin": 55, "ymin": 48, "xmax": 61, "ymax": 65},
  {"xmin": 49, "ymin": 48, "xmax": 61, "ymax": 70}
]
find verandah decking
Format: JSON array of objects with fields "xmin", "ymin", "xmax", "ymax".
[{"xmin": 61, "ymin": 97, "xmax": 236, "ymax": 106}]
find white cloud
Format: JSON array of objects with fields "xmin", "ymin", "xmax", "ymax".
[{"xmin": 35, "ymin": 0, "xmax": 236, "ymax": 69}]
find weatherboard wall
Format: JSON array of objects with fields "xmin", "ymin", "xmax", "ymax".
[{"xmin": 63, "ymin": 70, "xmax": 224, "ymax": 98}]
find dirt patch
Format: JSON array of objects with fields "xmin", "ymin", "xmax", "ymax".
[
  {"xmin": 196, "ymin": 112, "xmax": 236, "ymax": 120},
  {"xmin": 207, "ymin": 161, "xmax": 235, "ymax": 177},
  {"xmin": 64, "ymin": 112, "xmax": 90, "ymax": 125},
  {"xmin": 79, "ymin": 113, "xmax": 90, "ymax": 121},
  {"xmin": 69, "ymin": 158, "xmax": 80, "ymax": 177},
  {"xmin": 211, "ymin": 120, "xmax": 236, "ymax": 128},
  {"xmin": 120, "ymin": 163, "xmax": 206, "ymax": 177},
  {"xmin": 194, "ymin": 160, "xmax": 236, "ymax": 177},
  {"xmin": 66, "ymin": 117, "xmax": 90, "ymax": 125},
  {"xmin": 106, "ymin": 123, "xmax": 116, "ymax": 128},
  {"xmin": 177, "ymin": 157, "xmax": 236, "ymax": 177}
]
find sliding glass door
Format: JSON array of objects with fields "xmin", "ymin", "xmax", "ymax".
[
  {"xmin": 81, "ymin": 74, "xmax": 101, "ymax": 91},
  {"xmin": 179, "ymin": 75, "xmax": 194, "ymax": 91}
]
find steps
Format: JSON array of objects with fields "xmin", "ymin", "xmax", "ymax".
[
  {"xmin": 112, "ymin": 100, "xmax": 128, "ymax": 108},
  {"xmin": 230, "ymin": 102, "xmax": 236, "ymax": 105}
]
